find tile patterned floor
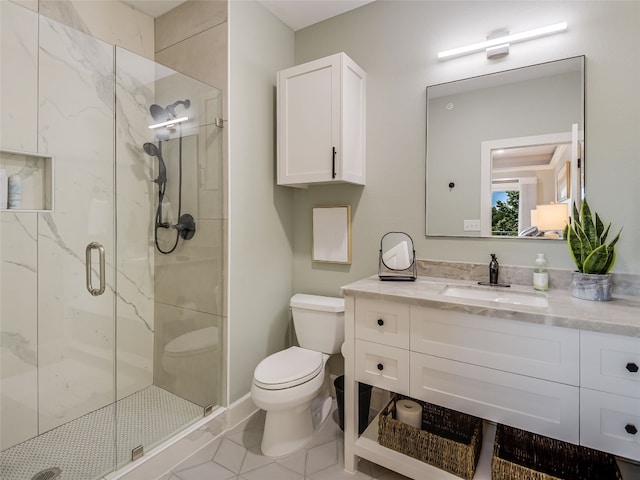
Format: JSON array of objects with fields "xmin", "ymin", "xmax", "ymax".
[
  {"xmin": 0, "ymin": 386, "xmax": 203, "ymax": 480},
  {"xmin": 156, "ymin": 405, "xmax": 411, "ymax": 480}
]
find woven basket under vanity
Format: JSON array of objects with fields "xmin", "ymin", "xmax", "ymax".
[
  {"xmin": 378, "ymin": 396, "xmax": 483, "ymax": 480},
  {"xmin": 492, "ymin": 424, "xmax": 623, "ymax": 480}
]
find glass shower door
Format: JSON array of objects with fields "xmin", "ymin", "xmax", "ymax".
[
  {"xmin": 1, "ymin": 6, "xmax": 118, "ymax": 479},
  {"xmin": 114, "ymin": 48, "xmax": 224, "ymax": 467}
]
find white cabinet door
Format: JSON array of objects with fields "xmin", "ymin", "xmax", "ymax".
[
  {"xmin": 410, "ymin": 352, "xmax": 580, "ymax": 443},
  {"xmin": 277, "ymin": 52, "xmax": 365, "ymax": 186},
  {"xmin": 581, "ymin": 388, "xmax": 640, "ymax": 461}
]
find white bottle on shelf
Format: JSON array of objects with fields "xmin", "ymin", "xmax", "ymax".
[
  {"xmin": 533, "ymin": 253, "xmax": 549, "ymax": 291},
  {"xmin": 8, "ymin": 174, "xmax": 22, "ymax": 209},
  {"xmin": 0, "ymin": 169, "xmax": 7, "ymax": 209}
]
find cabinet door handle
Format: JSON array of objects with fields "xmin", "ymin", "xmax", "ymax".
[
  {"xmin": 626, "ymin": 362, "xmax": 639, "ymax": 373},
  {"xmin": 625, "ymin": 424, "xmax": 638, "ymax": 435},
  {"xmin": 85, "ymin": 242, "xmax": 105, "ymax": 296},
  {"xmin": 332, "ymin": 146, "xmax": 336, "ymax": 179},
  {"xmin": 377, "ymin": 363, "xmax": 384, "ymax": 371},
  {"xmin": 377, "ymin": 319, "xmax": 384, "ymax": 327}
]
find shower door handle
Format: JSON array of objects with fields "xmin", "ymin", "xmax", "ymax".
[{"xmin": 85, "ymin": 242, "xmax": 106, "ymax": 296}]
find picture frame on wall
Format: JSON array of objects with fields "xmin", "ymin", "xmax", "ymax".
[
  {"xmin": 556, "ymin": 161, "xmax": 570, "ymax": 202},
  {"xmin": 312, "ymin": 205, "xmax": 352, "ymax": 264}
]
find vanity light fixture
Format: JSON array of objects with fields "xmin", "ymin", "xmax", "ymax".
[
  {"xmin": 148, "ymin": 116, "xmax": 189, "ymax": 129},
  {"xmin": 438, "ymin": 22, "xmax": 568, "ymax": 60}
]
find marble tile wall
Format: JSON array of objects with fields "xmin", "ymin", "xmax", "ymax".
[
  {"xmin": 0, "ymin": 1, "xmax": 40, "ymax": 451},
  {"xmin": 1, "ymin": 0, "xmax": 156, "ymax": 451},
  {"xmin": 39, "ymin": 0, "xmax": 154, "ymax": 59},
  {"xmin": 1, "ymin": 3, "xmax": 38, "ymax": 152},
  {"xmin": 36, "ymin": 12, "xmax": 117, "ymax": 434}
]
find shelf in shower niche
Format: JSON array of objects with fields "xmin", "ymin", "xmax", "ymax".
[{"xmin": 0, "ymin": 148, "xmax": 54, "ymax": 212}]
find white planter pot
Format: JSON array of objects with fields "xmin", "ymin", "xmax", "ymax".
[{"xmin": 571, "ymin": 272, "xmax": 612, "ymax": 301}]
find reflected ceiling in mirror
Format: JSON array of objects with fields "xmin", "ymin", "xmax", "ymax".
[{"xmin": 425, "ymin": 56, "xmax": 584, "ymax": 239}]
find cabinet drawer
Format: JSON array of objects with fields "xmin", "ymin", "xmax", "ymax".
[
  {"xmin": 355, "ymin": 298, "xmax": 410, "ymax": 349},
  {"xmin": 410, "ymin": 352, "xmax": 579, "ymax": 444},
  {"xmin": 410, "ymin": 306, "xmax": 579, "ymax": 385},
  {"xmin": 580, "ymin": 388, "xmax": 640, "ymax": 461},
  {"xmin": 355, "ymin": 339, "xmax": 409, "ymax": 395},
  {"xmin": 581, "ymin": 331, "xmax": 640, "ymax": 399}
]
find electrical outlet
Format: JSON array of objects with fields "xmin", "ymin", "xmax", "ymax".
[{"xmin": 464, "ymin": 220, "xmax": 481, "ymax": 231}]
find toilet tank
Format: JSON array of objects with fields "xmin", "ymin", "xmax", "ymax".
[{"xmin": 290, "ymin": 294, "xmax": 345, "ymax": 354}]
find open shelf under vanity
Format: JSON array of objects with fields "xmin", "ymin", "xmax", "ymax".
[{"xmin": 355, "ymin": 412, "xmax": 639, "ymax": 480}]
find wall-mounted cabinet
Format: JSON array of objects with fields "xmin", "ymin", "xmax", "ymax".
[
  {"xmin": 0, "ymin": 149, "xmax": 54, "ymax": 212},
  {"xmin": 277, "ymin": 52, "xmax": 366, "ymax": 187}
]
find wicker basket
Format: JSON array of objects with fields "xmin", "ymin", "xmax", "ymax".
[
  {"xmin": 378, "ymin": 396, "xmax": 483, "ymax": 480},
  {"xmin": 492, "ymin": 424, "xmax": 624, "ymax": 480}
]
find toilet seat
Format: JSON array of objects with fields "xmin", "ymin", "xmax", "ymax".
[
  {"xmin": 254, "ymin": 347, "xmax": 324, "ymax": 390},
  {"xmin": 165, "ymin": 326, "xmax": 218, "ymax": 357}
]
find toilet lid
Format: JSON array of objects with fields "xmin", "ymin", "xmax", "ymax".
[
  {"xmin": 254, "ymin": 347, "xmax": 324, "ymax": 390},
  {"xmin": 165, "ymin": 327, "xmax": 218, "ymax": 356}
]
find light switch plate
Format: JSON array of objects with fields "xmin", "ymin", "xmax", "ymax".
[{"xmin": 464, "ymin": 219, "xmax": 481, "ymax": 231}]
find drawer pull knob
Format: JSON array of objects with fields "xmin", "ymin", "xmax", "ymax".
[
  {"xmin": 377, "ymin": 363, "xmax": 384, "ymax": 371},
  {"xmin": 626, "ymin": 362, "xmax": 639, "ymax": 373},
  {"xmin": 625, "ymin": 424, "xmax": 638, "ymax": 435},
  {"xmin": 377, "ymin": 319, "xmax": 384, "ymax": 326}
]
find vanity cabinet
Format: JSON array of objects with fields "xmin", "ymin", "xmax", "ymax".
[
  {"xmin": 343, "ymin": 292, "xmax": 640, "ymax": 480},
  {"xmin": 277, "ymin": 52, "xmax": 366, "ymax": 187}
]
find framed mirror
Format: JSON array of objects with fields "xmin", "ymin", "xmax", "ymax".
[
  {"xmin": 378, "ymin": 232, "xmax": 416, "ymax": 281},
  {"xmin": 425, "ymin": 56, "xmax": 585, "ymax": 239}
]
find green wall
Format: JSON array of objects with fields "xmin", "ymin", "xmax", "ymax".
[{"xmin": 292, "ymin": 1, "xmax": 640, "ymax": 296}]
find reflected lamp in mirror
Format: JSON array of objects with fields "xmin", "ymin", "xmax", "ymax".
[
  {"xmin": 378, "ymin": 232, "xmax": 417, "ymax": 281},
  {"xmin": 531, "ymin": 203, "xmax": 569, "ymax": 238}
]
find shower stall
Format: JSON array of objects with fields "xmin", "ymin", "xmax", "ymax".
[{"xmin": 0, "ymin": 3, "xmax": 225, "ymax": 479}]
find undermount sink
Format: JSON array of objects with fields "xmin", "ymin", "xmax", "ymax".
[{"xmin": 441, "ymin": 285, "xmax": 549, "ymax": 307}]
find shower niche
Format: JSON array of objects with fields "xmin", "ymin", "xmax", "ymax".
[{"xmin": 0, "ymin": 149, "xmax": 54, "ymax": 211}]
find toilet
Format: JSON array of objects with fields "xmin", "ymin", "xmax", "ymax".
[
  {"xmin": 251, "ymin": 294, "xmax": 345, "ymax": 458},
  {"xmin": 162, "ymin": 326, "xmax": 219, "ymax": 404}
]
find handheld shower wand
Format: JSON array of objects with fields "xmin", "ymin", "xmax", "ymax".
[
  {"xmin": 143, "ymin": 100, "xmax": 196, "ymax": 254},
  {"xmin": 143, "ymin": 142, "xmax": 167, "ymax": 186}
]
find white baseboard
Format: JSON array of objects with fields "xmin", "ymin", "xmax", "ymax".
[{"xmin": 107, "ymin": 395, "xmax": 259, "ymax": 480}]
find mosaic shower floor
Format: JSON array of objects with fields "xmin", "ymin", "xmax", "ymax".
[{"xmin": 0, "ymin": 386, "xmax": 203, "ymax": 480}]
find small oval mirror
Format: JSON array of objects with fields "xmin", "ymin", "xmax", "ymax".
[{"xmin": 379, "ymin": 232, "xmax": 416, "ymax": 281}]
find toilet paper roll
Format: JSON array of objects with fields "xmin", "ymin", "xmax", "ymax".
[{"xmin": 396, "ymin": 399, "xmax": 422, "ymax": 428}]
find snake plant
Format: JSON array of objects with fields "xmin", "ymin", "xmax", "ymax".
[{"xmin": 565, "ymin": 199, "xmax": 622, "ymax": 274}]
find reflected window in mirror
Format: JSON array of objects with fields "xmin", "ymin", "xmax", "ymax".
[{"xmin": 425, "ymin": 56, "xmax": 585, "ymax": 240}]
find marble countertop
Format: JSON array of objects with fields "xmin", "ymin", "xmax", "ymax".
[{"xmin": 341, "ymin": 276, "xmax": 640, "ymax": 337}]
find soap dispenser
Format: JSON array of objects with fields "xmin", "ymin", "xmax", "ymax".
[{"xmin": 533, "ymin": 253, "xmax": 549, "ymax": 291}]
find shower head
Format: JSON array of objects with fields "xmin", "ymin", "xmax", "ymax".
[
  {"xmin": 149, "ymin": 99, "xmax": 191, "ymax": 122},
  {"xmin": 143, "ymin": 142, "xmax": 167, "ymax": 185}
]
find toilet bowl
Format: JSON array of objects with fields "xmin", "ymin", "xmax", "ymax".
[
  {"xmin": 162, "ymin": 326, "xmax": 219, "ymax": 404},
  {"xmin": 251, "ymin": 294, "xmax": 345, "ymax": 458}
]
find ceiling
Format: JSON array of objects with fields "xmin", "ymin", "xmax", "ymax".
[
  {"xmin": 259, "ymin": 0, "xmax": 374, "ymax": 31},
  {"xmin": 122, "ymin": 0, "xmax": 374, "ymax": 31}
]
